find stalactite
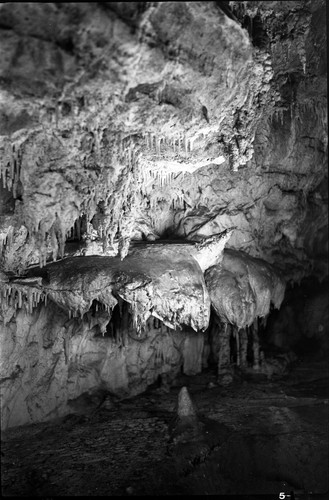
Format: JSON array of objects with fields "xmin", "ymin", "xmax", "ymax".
[
  {"xmin": 178, "ymin": 135, "xmax": 182, "ymax": 153},
  {"xmin": 75, "ymin": 218, "xmax": 81, "ymax": 241},
  {"xmin": 10, "ymin": 145, "xmax": 15, "ymax": 180},
  {"xmin": 0, "ymin": 157, "xmax": 3, "ymax": 187},
  {"xmin": 42, "ymin": 248, "xmax": 47, "ymax": 268},
  {"xmin": 58, "ymin": 220, "xmax": 66, "ymax": 259},
  {"xmin": 3, "ymin": 164, "xmax": 8, "ymax": 189},
  {"xmin": 239, "ymin": 327, "xmax": 248, "ymax": 367},
  {"xmin": 17, "ymin": 289, "xmax": 22, "ymax": 309},
  {"xmin": 28, "ymin": 290, "xmax": 33, "ymax": 314},
  {"xmin": 260, "ymin": 314, "xmax": 268, "ymax": 330},
  {"xmin": 50, "ymin": 227, "xmax": 58, "ymax": 262},
  {"xmin": 252, "ymin": 318, "xmax": 260, "ymax": 369},
  {"xmin": 232, "ymin": 326, "xmax": 240, "ymax": 366},
  {"xmin": 218, "ymin": 322, "xmax": 231, "ymax": 375},
  {"xmin": 277, "ymin": 108, "xmax": 284, "ymax": 125},
  {"xmin": 12, "ymin": 145, "xmax": 18, "ymax": 198}
]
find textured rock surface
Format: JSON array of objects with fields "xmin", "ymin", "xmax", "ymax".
[
  {"xmin": 205, "ymin": 248, "xmax": 285, "ymax": 329},
  {"xmin": 0, "ymin": 300, "xmax": 209, "ymax": 429},
  {"xmin": 266, "ymin": 279, "xmax": 329, "ymax": 356},
  {"xmin": 0, "ymin": 1, "xmax": 327, "ymax": 428},
  {"xmin": 2, "ymin": 365, "xmax": 327, "ymax": 496},
  {"xmin": 0, "ymin": 1, "xmax": 326, "ymax": 281},
  {"xmin": 2, "ymin": 241, "xmax": 213, "ymax": 331}
]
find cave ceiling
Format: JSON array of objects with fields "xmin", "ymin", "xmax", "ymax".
[{"xmin": 0, "ymin": 1, "xmax": 327, "ymax": 287}]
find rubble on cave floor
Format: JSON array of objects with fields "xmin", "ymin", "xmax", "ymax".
[{"xmin": 1, "ymin": 361, "xmax": 328, "ymax": 497}]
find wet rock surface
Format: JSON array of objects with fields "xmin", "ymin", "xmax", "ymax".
[{"xmin": 1, "ymin": 361, "xmax": 328, "ymax": 496}]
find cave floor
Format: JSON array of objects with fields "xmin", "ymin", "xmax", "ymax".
[{"xmin": 1, "ymin": 359, "xmax": 328, "ymax": 497}]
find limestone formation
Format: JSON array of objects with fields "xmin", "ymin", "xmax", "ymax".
[
  {"xmin": 169, "ymin": 386, "xmax": 202, "ymax": 444},
  {"xmin": 177, "ymin": 386, "xmax": 198, "ymax": 419},
  {"xmin": 205, "ymin": 249, "xmax": 286, "ymax": 329},
  {"xmin": 0, "ymin": 1, "xmax": 327, "ymax": 428}
]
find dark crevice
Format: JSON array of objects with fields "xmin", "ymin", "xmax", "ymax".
[
  {"xmin": 242, "ymin": 14, "xmax": 270, "ymax": 49},
  {"xmin": 214, "ymin": 2, "xmax": 239, "ymax": 22},
  {"xmin": 56, "ymin": 36, "xmax": 75, "ymax": 55},
  {"xmin": 98, "ymin": 2, "xmax": 148, "ymax": 29}
]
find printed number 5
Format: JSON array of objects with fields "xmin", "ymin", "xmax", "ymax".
[{"xmin": 279, "ymin": 494, "xmax": 286, "ymax": 499}]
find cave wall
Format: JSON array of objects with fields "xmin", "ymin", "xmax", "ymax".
[
  {"xmin": 265, "ymin": 278, "xmax": 329, "ymax": 356},
  {"xmin": 0, "ymin": 300, "xmax": 205, "ymax": 429}
]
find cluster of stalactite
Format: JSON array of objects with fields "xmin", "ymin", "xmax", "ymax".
[
  {"xmin": 215, "ymin": 314, "xmax": 268, "ymax": 375},
  {"xmin": 65, "ymin": 217, "xmax": 84, "ymax": 242},
  {"xmin": 231, "ymin": 1, "xmax": 315, "ymax": 77},
  {"xmin": 269, "ymin": 99, "xmax": 328, "ymax": 130},
  {"xmin": 91, "ymin": 298, "xmax": 172, "ymax": 348},
  {"xmin": 84, "ymin": 134, "xmax": 143, "ymax": 259},
  {"xmin": 140, "ymin": 167, "xmax": 179, "ymax": 189},
  {"xmin": 28, "ymin": 216, "xmax": 85, "ymax": 268},
  {"xmin": 0, "ymin": 139, "xmax": 23, "ymax": 199},
  {"xmin": 0, "ymin": 282, "xmax": 48, "ymax": 321},
  {"xmin": 68, "ymin": 300, "xmax": 114, "ymax": 321},
  {"xmin": 0, "ymin": 129, "xmax": 145, "ymax": 266},
  {"xmin": 0, "ymin": 131, "xmax": 89, "ymax": 267},
  {"xmin": 144, "ymin": 132, "xmax": 195, "ymax": 158},
  {"xmin": 0, "ymin": 227, "xmax": 14, "ymax": 256}
]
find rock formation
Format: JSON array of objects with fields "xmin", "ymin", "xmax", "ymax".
[{"xmin": 0, "ymin": 1, "xmax": 327, "ymax": 428}]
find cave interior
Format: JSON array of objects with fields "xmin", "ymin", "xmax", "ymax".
[{"xmin": 0, "ymin": 1, "xmax": 328, "ymax": 497}]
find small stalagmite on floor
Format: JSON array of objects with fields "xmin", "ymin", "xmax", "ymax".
[
  {"xmin": 167, "ymin": 386, "xmax": 232, "ymax": 479},
  {"xmin": 177, "ymin": 386, "xmax": 198, "ymax": 419},
  {"xmin": 169, "ymin": 386, "xmax": 203, "ymax": 444}
]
